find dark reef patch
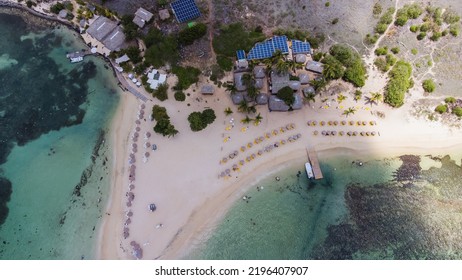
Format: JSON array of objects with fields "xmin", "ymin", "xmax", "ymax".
[{"xmin": 0, "ymin": 177, "xmax": 12, "ymax": 226}]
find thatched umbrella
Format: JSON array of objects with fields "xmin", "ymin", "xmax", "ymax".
[
  {"xmin": 349, "ymin": 121, "xmax": 355, "ymax": 126},
  {"xmin": 125, "ymin": 218, "xmax": 131, "ymax": 225},
  {"xmin": 257, "ymin": 150, "xmax": 263, "ymax": 156},
  {"xmin": 347, "ymin": 131, "xmax": 352, "ymax": 136},
  {"xmin": 126, "ymin": 201, "xmax": 132, "ymax": 207},
  {"xmin": 341, "ymin": 120, "xmax": 346, "ymax": 125},
  {"xmin": 371, "ymin": 131, "xmax": 376, "ymax": 136},
  {"xmin": 239, "ymin": 160, "xmax": 245, "ymax": 166},
  {"xmin": 334, "ymin": 121, "xmax": 338, "ymax": 126},
  {"xmin": 331, "ymin": 131, "xmax": 337, "ymax": 136},
  {"xmin": 272, "ymin": 129, "xmax": 278, "ymax": 135},
  {"xmin": 130, "ymin": 165, "xmax": 136, "ymax": 171},
  {"xmin": 265, "ymin": 132, "xmax": 271, "ymax": 139},
  {"xmin": 360, "ymin": 132, "xmax": 365, "ymax": 136},
  {"xmin": 129, "ymin": 184, "xmax": 135, "ymax": 190},
  {"xmin": 307, "ymin": 121, "xmax": 311, "ymax": 126},
  {"xmin": 254, "ymin": 138, "xmax": 260, "ymax": 144},
  {"xmin": 251, "ymin": 153, "xmax": 256, "ymax": 159},
  {"xmin": 132, "ymin": 143, "xmax": 138, "ymax": 149},
  {"xmin": 353, "ymin": 131, "xmax": 358, "ymax": 136},
  {"xmin": 123, "ymin": 231, "xmax": 129, "ymax": 239},
  {"xmin": 145, "ymin": 132, "xmax": 151, "ymax": 139},
  {"xmin": 229, "ymin": 153, "xmax": 235, "ymax": 159},
  {"xmin": 362, "ymin": 121, "xmax": 367, "ymax": 126},
  {"xmin": 370, "ymin": 121, "xmax": 375, "ymax": 126},
  {"xmin": 286, "ymin": 124, "xmax": 291, "ymax": 130},
  {"xmin": 240, "ymin": 146, "xmax": 246, "ymax": 152},
  {"xmin": 247, "ymin": 142, "xmax": 253, "ymax": 148},
  {"xmin": 132, "ymin": 147, "xmax": 137, "ymax": 153},
  {"xmin": 220, "ymin": 171, "xmax": 226, "ymax": 177},
  {"xmin": 135, "ymin": 127, "xmax": 141, "ymax": 132},
  {"xmin": 320, "ymin": 121, "xmax": 326, "ymax": 126},
  {"xmin": 357, "ymin": 121, "xmax": 362, "ymax": 126},
  {"xmin": 339, "ymin": 131, "xmax": 344, "ymax": 136},
  {"xmin": 134, "ymin": 132, "xmax": 139, "ymax": 138},
  {"xmin": 145, "ymin": 142, "xmax": 151, "ymax": 148},
  {"xmin": 290, "ymin": 123, "xmax": 295, "ymax": 129},
  {"xmin": 140, "ymin": 104, "xmax": 146, "ymax": 109},
  {"xmin": 246, "ymin": 156, "xmax": 251, "ymax": 162},
  {"xmin": 312, "ymin": 120, "xmax": 317, "ymax": 126},
  {"xmin": 137, "ymin": 114, "xmax": 142, "ymax": 120},
  {"xmin": 328, "ymin": 121, "xmax": 333, "ymax": 126},
  {"xmin": 322, "ymin": 131, "xmax": 327, "ymax": 136},
  {"xmin": 313, "ymin": 131, "xmax": 319, "ymax": 136},
  {"xmin": 127, "ymin": 192, "xmax": 135, "ymax": 201},
  {"xmin": 259, "ymin": 136, "xmax": 264, "ymax": 142},
  {"xmin": 133, "ymin": 137, "xmax": 138, "ymax": 142},
  {"xmin": 140, "ymin": 109, "xmax": 145, "ymax": 115},
  {"xmin": 135, "ymin": 120, "xmax": 141, "ymax": 125},
  {"xmin": 222, "ymin": 157, "xmax": 228, "ymax": 163},
  {"xmin": 281, "ymin": 139, "xmax": 287, "ymax": 145},
  {"xmin": 225, "ymin": 169, "xmax": 231, "ymax": 174},
  {"xmin": 144, "ymin": 152, "xmax": 150, "ymax": 158},
  {"xmin": 280, "ymin": 127, "xmax": 286, "ymax": 133},
  {"xmin": 297, "ymin": 133, "xmax": 302, "ymax": 138},
  {"xmin": 232, "ymin": 164, "xmax": 238, "ymax": 171}
]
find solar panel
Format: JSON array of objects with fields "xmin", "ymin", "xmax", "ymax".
[
  {"xmin": 247, "ymin": 41, "xmax": 275, "ymax": 60},
  {"xmin": 171, "ymin": 0, "xmax": 201, "ymax": 23},
  {"xmin": 273, "ymin": 36, "xmax": 289, "ymax": 53},
  {"xmin": 292, "ymin": 40, "xmax": 311, "ymax": 54},
  {"xmin": 236, "ymin": 50, "xmax": 246, "ymax": 60}
]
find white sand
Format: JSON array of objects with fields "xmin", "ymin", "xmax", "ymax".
[{"xmin": 96, "ymin": 74, "xmax": 462, "ymax": 259}]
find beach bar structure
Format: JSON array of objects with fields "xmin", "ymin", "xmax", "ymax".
[
  {"xmin": 86, "ymin": 16, "xmax": 126, "ymax": 52},
  {"xmin": 306, "ymin": 148, "xmax": 323, "ymax": 179}
]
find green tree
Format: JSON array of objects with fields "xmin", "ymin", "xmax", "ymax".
[
  {"xmin": 422, "ymin": 79, "xmax": 436, "ymax": 93},
  {"xmin": 241, "ymin": 115, "xmax": 253, "ymax": 124},
  {"xmin": 435, "ymin": 104, "xmax": 448, "ymax": 114},
  {"xmin": 151, "ymin": 105, "xmax": 169, "ymax": 121},
  {"xmin": 202, "ymin": 109, "xmax": 216, "ymax": 125},
  {"xmin": 152, "ymin": 83, "xmax": 169, "ymax": 101},
  {"xmin": 172, "ymin": 66, "xmax": 201, "ymax": 90},
  {"xmin": 253, "ymin": 113, "xmax": 263, "ymax": 126},
  {"xmin": 368, "ymin": 92, "xmax": 383, "ymax": 106},
  {"xmin": 277, "ymin": 86, "xmax": 295, "ymax": 106},
  {"xmin": 322, "ymin": 55, "xmax": 345, "ymax": 80},
  {"xmin": 303, "ymin": 93, "xmax": 316, "ymax": 105},
  {"xmin": 187, "ymin": 112, "xmax": 205, "ymax": 131},
  {"xmin": 238, "ymin": 100, "xmax": 250, "ymax": 113},
  {"xmin": 453, "ymin": 107, "xmax": 462, "ymax": 117},
  {"xmin": 342, "ymin": 107, "xmax": 356, "ymax": 117},
  {"xmin": 174, "ymin": 91, "xmax": 186, "ymax": 101},
  {"xmin": 384, "ymin": 61, "xmax": 412, "ymax": 107},
  {"xmin": 178, "ymin": 23, "xmax": 207, "ymax": 45},
  {"xmin": 354, "ymin": 90, "xmax": 362, "ymax": 102},
  {"xmin": 337, "ymin": 93, "xmax": 347, "ymax": 104},
  {"xmin": 224, "ymin": 107, "xmax": 233, "ymax": 116},
  {"xmin": 445, "ymin": 97, "xmax": 456, "ymax": 104}
]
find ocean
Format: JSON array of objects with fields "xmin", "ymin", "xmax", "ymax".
[
  {"xmin": 0, "ymin": 10, "xmax": 120, "ymax": 259},
  {"xmin": 190, "ymin": 150, "xmax": 462, "ymax": 260}
]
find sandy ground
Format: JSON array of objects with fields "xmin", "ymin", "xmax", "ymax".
[{"xmin": 96, "ymin": 72, "xmax": 462, "ymax": 259}]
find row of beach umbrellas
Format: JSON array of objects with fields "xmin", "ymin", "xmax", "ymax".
[
  {"xmin": 308, "ymin": 120, "xmax": 377, "ymax": 126},
  {"xmin": 313, "ymin": 131, "xmax": 378, "ymax": 136},
  {"xmin": 219, "ymin": 134, "xmax": 302, "ymax": 178}
]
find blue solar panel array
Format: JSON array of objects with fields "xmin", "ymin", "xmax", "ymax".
[
  {"xmin": 171, "ymin": 0, "xmax": 201, "ymax": 23},
  {"xmin": 247, "ymin": 36, "xmax": 289, "ymax": 60},
  {"xmin": 236, "ymin": 50, "xmax": 246, "ymax": 60},
  {"xmin": 273, "ymin": 36, "xmax": 289, "ymax": 53},
  {"xmin": 292, "ymin": 40, "xmax": 311, "ymax": 54}
]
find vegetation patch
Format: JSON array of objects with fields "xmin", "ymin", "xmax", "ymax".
[
  {"xmin": 188, "ymin": 109, "xmax": 216, "ymax": 132},
  {"xmin": 178, "ymin": 23, "xmax": 207, "ymax": 45},
  {"xmin": 144, "ymin": 28, "xmax": 179, "ymax": 68},
  {"xmin": 276, "ymin": 86, "xmax": 295, "ymax": 106},
  {"xmin": 213, "ymin": 23, "xmax": 265, "ymax": 57},
  {"xmin": 384, "ymin": 61, "xmax": 413, "ymax": 107},
  {"xmin": 174, "ymin": 91, "xmax": 186, "ymax": 101},
  {"xmin": 151, "ymin": 105, "xmax": 178, "ymax": 137},
  {"xmin": 152, "ymin": 83, "xmax": 169, "ymax": 101},
  {"xmin": 172, "ymin": 66, "xmax": 201, "ymax": 90},
  {"xmin": 422, "ymin": 79, "xmax": 436, "ymax": 93}
]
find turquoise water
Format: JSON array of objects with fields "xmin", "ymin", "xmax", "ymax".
[
  {"xmin": 191, "ymin": 151, "xmax": 462, "ymax": 260},
  {"xmin": 0, "ymin": 10, "xmax": 120, "ymax": 259}
]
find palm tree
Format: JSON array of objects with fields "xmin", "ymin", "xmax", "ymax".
[
  {"xmin": 271, "ymin": 49, "xmax": 284, "ymax": 65},
  {"xmin": 166, "ymin": 125, "xmax": 179, "ymax": 138},
  {"xmin": 337, "ymin": 93, "xmax": 347, "ymax": 104},
  {"xmin": 224, "ymin": 83, "xmax": 237, "ymax": 95},
  {"xmin": 253, "ymin": 113, "xmax": 263, "ymax": 125},
  {"xmin": 241, "ymin": 115, "xmax": 253, "ymax": 124},
  {"xmin": 342, "ymin": 107, "xmax": 356, "ymax": 117},
  {"xmin": 238, "ymin": 100, "xmax": 249, "ymax": 113},
  {"xmin": 322, "ymin": 62, "xmax": 338, "ymax": 80},
  {"xmin": 242, "ymin": 73, "xmax": 254, "ymax": 88},
  {"xmin": 303, "ymin": 93, "xmax": 316, "ymax": 105},
  {"xmin": 247, "ymin": 85, "xmax": 258, "ymax": 100},
  {"xmin": 275, "ymin": 59, "xmax": 290, "ymax": 74},
  {"xmin": 354, "ymin": 90, "xmax": 362, "ymax": 102},
  {"xmin": 224, "ymin": 107, "xmax": 233, "ymax": 116},
  {"xmin": 367, "ymin": 92, "xmax": 383, "ymax": 106}
]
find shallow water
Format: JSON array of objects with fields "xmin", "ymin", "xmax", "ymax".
[
  {"xmin": 190, "ymin": 151, "xmax": 462, "ymax": 260},
  {"xmin": 0, "ymin": 11, "xmax": 120, "ymax": 259}
]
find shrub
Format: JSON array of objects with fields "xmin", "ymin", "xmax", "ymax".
[
  {"xmin": 174, "ymin": 91, "xmax": 186, "ymax": 101},
  {"xmin": 375, "ymin": 23, "xmax": 388, "ymax": 34},
  {"xmin": 379, "ymin": 7, "xmax": 395, "ymax": 25},
  {"xmin": 216, "ymin": 55, "xmax": 233, "ymax": 71},
  {"xmin": 391, "ymin": 47, "xmax": 400, "ymax": 54},
  {"xmin": 144, "ymin": 28, "xmax": 179, "ymax": 68},
  {"xmin": 373, "ymin": 3, "xmax": 383, "ymax": 16},
  {"xmin": 450, "ymin": 24, "xmax": 460, "ymax": 37},
  {"xmin": 152, "ymin": 83, "xmax": 169, "ymax": 101},
  {"xmin": 178, "ymin": 23, "xmax": 207, "ymax": 45},
  {"xmin": 122, "ymin": 46, "xmax": 142, "ymax": 64},
  {"xmin": 329, "ymin": 44, "xmax": 366, "ymax": 87},
  {"xmin": 422, "ymin": 79, "xmax": 436, "ymax": 93},
  {"xmin": 50, "ymin": 2, "xmax": 65, "ymax": 14},
  {"xmin": 325, "ymin": 2, "xmax": 330, "ymax": 7},
  {"xmin": 188, "ymin": 109, "xmax": 216, "ymax": 131},
  {"xmin": 172, "ymin": 66, "xmax": 201, "ymax": 90},
  {"xmin": 375, "ymin": 46, "xmax": 388, "ymax": 56},
  {"xmin": 453, "ymin": 107, "xmax": 462, "ymax": 117},
  {"xmin": 386, "ymin": 54, "xmax": 397, "ymax": 66},
  {"xmin": 417, "ymin": 32, "xmax": 426, "ymax": 40},
  {"xmin": 120, "ymin": 15, "xmax": 139, "ymax": 41},
  {"xmin": 151, "ymin": 105, "xmax": 169, "ymax": 121},
  {"xmin": 277, "ymin": 86, "xmax": 295, "ymax": 106},
  {"xmin": 430, "ymin": 32, "xmax": 442, "ymax": 41},
  {"xmin": 344, "ymin": 60, "xmax": 366, "ymax": 87},
  {"xmin": 374, "ymin": 57, "xmax": 389, "ymax": 72},
  {"xmin": 443, "ymin": 10, "xmax": 461, "ymax": 24},
  {"xmin": 420, "ymin": 23, "xmax": 430, "ymax": 32},
  {"xmin": 384, "ymin": 61, "xmax": 412, "ymax": 107},
  {"xmin": 331, "ymin": 18, "xmax": 339, "ymax": 25},
  {"xmin": 435, "ymin": 104, "xmax": 448, "ymax": 114},
  {"xmin": 410, "ymin": 25, "xmax": 419, "ymax": 32},
  {"xmin": 411, "ymin": 48, "xmax": 418, "ymax": 55},
  {"xmin": 312, "ymin": 52, "xmax": 324, "ymax": 61},
  {"xmin": 322, "ymin": 55, "xmax": 345, "ymax": 80},
  {"xmin": 445, "ymin": 97, "xmax": 456, "ymax": 104},
  {"xmin": 365, "ymin": 34, "xmax": 379, "ymax": 44},
  {"xmin": 213, "ymin": 23, "xmax": 265, "ymax": 57}
]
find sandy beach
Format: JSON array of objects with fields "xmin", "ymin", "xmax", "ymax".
[{"xmin": 96, "ymin": 71, "xmax": 462, "ymax": 259}]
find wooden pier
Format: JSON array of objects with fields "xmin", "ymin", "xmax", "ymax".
[{"xmin": 307, "ymin": 148, "xmax": 323, "ymax": 180}]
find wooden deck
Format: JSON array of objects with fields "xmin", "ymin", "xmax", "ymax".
[{"xmin": 307, "ymin": 149, "xmax": 323, "ymax": 180}]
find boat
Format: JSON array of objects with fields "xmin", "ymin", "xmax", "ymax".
[{"xmin": 305, "ymin": 162, "xmax": 314, "ymax": 179}]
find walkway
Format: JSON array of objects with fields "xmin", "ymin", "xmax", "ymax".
[{"xmin": 112, "ymin": 61, "xmax": 149, "ymax": 103}]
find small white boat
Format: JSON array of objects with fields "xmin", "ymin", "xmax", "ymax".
[{"xmin": 305, "ymin": 162, "xmax": 314, "ymax": 179}]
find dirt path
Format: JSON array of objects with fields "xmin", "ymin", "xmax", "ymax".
[{"xmin": 206, "ymin": 0, "xmax": 216, "ymax": 64}]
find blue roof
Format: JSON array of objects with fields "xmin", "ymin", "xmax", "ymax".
[
  {"xmin": 171, "ymin": 0, "xmax": 201, "ymax": 23},
  {"xmin": 292, "ymin": 40, "xmax": 311, "ymax": 54},
  {"xmin": 236, "ymin": 50, "xmax": 246, "ymax": 60},
  {"xmin": 247, "ymin": 36, "xmax": 289, "ymax": 60}
]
